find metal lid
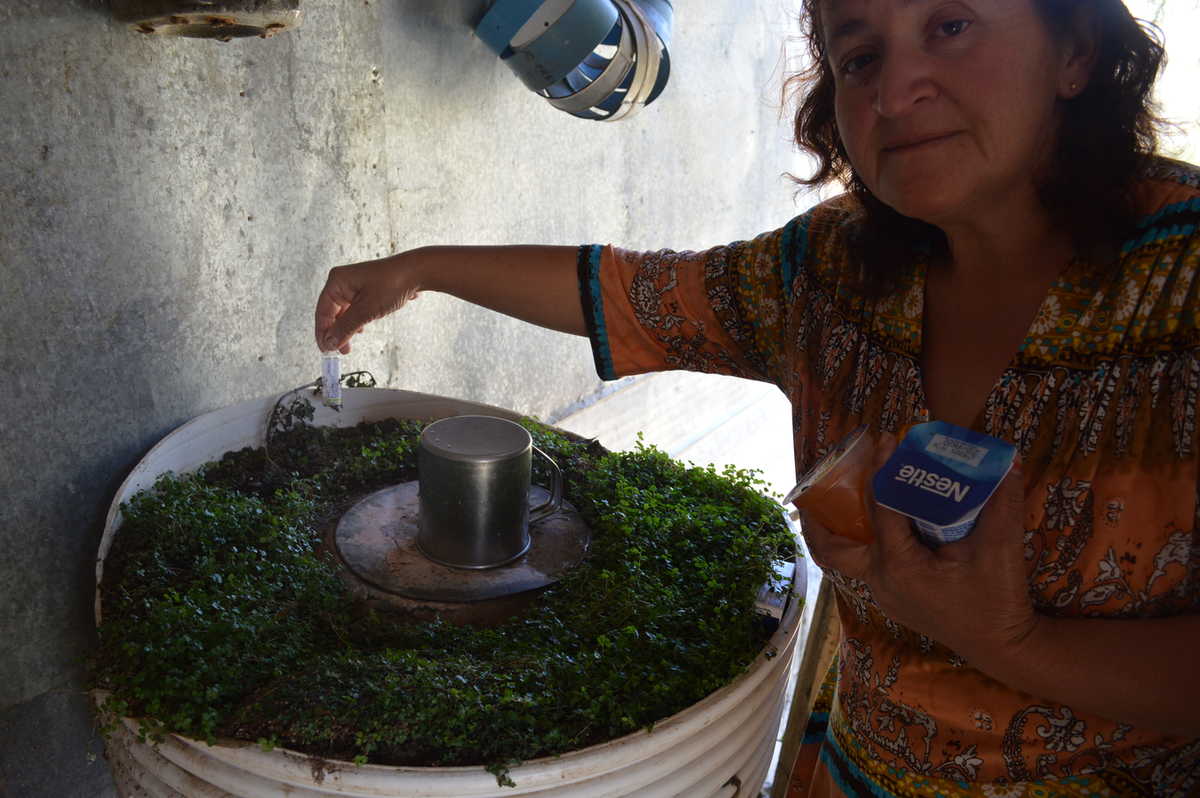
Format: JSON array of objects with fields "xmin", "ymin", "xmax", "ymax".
[
  {"xmin": 334, "ymin": 481, "xmax": 590, "ymax": 603},
  {"xmin": 420, "ymin": 415, "xmax": 531, "ymax": 462}
]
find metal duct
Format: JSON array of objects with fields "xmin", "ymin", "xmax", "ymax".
[{"xmin": 475, "ymin": 0, "xmax": 673, "ymax": 121}]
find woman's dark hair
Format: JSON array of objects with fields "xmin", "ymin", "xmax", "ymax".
[{"xmin": 787, "ymin": 0, "xmax": 1166, "ymax": 296}]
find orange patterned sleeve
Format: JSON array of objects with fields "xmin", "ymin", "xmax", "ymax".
[{"xmin": 576, "ymin": 222, "xmax": 802, "ymax": 387}]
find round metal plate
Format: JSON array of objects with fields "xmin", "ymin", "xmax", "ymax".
[{"xmin": 334, "ymin": 481, "xmax": 590, "ymax": 602}]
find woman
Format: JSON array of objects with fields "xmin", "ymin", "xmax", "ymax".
[{"xmin": 314, "ymin": 1, "xmax": 1200, "ymax": 794}]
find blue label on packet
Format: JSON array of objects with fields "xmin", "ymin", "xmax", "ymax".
[{"xmin": 872, "ymin": 421, "xmax": 1016, "ymax": 540}]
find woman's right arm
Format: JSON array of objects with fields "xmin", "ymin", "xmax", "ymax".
[{"xmin": 314, "ymin": 245, "xmax": 585, "ymax": 354}]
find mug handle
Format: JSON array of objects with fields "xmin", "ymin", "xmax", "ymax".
[{"xmin": 530, "ymin": 445, "xmax": 564, "ymax": 523}]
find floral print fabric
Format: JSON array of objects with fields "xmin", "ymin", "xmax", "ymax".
[{"xmin": 577, "ymin": 159, "xmax": 1200, "ymax": 796}]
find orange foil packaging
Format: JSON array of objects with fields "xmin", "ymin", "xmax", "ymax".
[{"xmin": 784, "ymin": 424, "xmax": 875, "ymax": 543}]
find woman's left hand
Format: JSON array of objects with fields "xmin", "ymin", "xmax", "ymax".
[{"xmin": 799, "ymin": 435, "xmax": 1039, "ymax": 664}]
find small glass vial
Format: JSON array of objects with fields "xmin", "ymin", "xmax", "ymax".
[{"xmin": 321, "ymin": 351, "xmax": 342, "ymax": 409}]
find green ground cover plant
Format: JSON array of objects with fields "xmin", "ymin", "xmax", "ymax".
[{"xmin": 93, "ymin": 395, "xmax": 796, "ymax": 782}]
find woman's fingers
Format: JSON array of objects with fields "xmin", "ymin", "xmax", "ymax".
[
  {"xmin": 315, "ymin": 263, "xmax": 371, "ymax": 352},
  {"xmin": 314, "ymin": 257, "xmax": 415, "ymax": 353},
  {"xmin": 803, "ymin": 427, "xmax": 1035, "ymax": 657},
  {"xmin": 314, "ymin": 268, "xmax": 353, "ymax": 351},
  {"xmin": 963, "ymin": 459, "xmax": 1027, "ymax": 561},
  {"xmin": 865, "ymin": 432, "xmax": 925, "ymax": 559}
]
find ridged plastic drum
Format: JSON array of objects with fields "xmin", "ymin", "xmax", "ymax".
[{"xmin": 94, "ymin": 388, "xmax": 804, "ymax": 798}]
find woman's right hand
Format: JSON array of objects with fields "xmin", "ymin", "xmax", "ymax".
[
  {"xmin": 314, "ymin": 244, "xmax": 586, "ymax": 354},
  {"xmin": 315, "ymin": 254, "xmax": 422, "ymax": 354}
]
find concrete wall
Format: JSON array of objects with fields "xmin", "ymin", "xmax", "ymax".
[
  {"xmin": 0, "ymin": 1, "xmax": 810, "ymax": 794},
  {"xmin": 1126, "ymin": 0, "xmax": 1200, "ymax": 165}
]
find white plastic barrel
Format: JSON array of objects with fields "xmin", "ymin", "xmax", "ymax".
[{"xmin": 95, "ymin": 388, "xmax": 805, "ymax": 798}]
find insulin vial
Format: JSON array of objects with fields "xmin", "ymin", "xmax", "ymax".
[
  {"xmin": 783, "ymin": 424, "xmax": 875, "ymax": 543},
  {"xmin": 321, "ymin": 351, "xmax": 342, "ymax": 408}
]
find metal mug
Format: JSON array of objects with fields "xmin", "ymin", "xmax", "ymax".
[{"xmin": 417, "ymin": 415, "xmax": 564, "ymax": 569}]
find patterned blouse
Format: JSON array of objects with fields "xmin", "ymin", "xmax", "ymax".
[{"xmin": 577, "ymin": 159, "xmax": 1200, "ymax": 797}]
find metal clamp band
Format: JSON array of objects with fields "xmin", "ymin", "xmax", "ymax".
[
  {"xmin": 546, "ymin": 14, "xmax": 635, "ymax": 114},
  {"xmin": 604, "ymin": 0, "xmax": 659, "ymax": 121}
]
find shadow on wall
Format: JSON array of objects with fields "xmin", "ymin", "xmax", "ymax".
[
  {"xmin": 376, "ymin": 0, "xmax": 513, "ymax": 118},
  {"xmin": 0, "ymin": 1, "xmax": 396, "ymax": 793},
  {"xmin": 415, "ymin": 0, "xmax": 492, "ymax": 29}
]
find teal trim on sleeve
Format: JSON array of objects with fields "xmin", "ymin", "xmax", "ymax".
[
  {"xmin": 781, "ymin": 212, "xmax": 812, "ymax": 296},
  {"xmin": 577, "ymin": 244, "xmax": 616, "ymax": 380},
  {"xmin": 1135, "ymin": 196, "xmax": 1200, "ymax": 230},
  {"xmin": 1122, "ymin": 222, "xmax": 1198, "ymax": 254},
  {"xmin": 800, "ymin": 710, "xmax": 829, "ymax": 745},
  {"xmin": 818, "ymin": 728, "xmax": 903, "ymax": 798},
  {"xmin": 1123, "ymin": 197, "xmax": 1200, "ymax": 254}
]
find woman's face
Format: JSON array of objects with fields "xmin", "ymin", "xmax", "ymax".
[{"xmin": 822, "ymin": 0, "xmax": 1083, "ymax": 228}]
